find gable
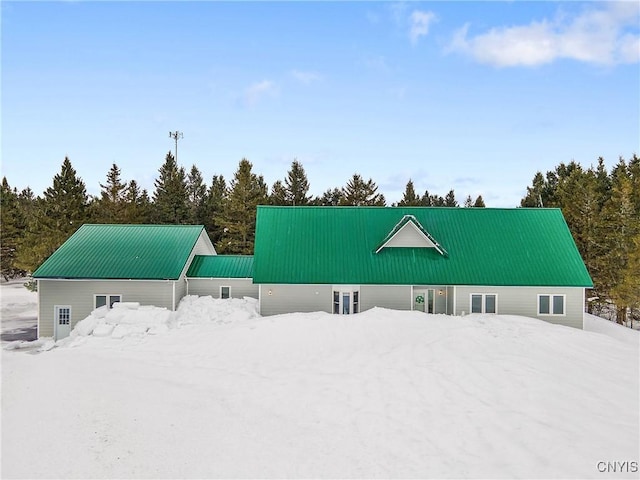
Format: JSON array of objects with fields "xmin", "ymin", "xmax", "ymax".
[
  {"xmin": 33, "ymin": 224, "xmax": 210, "ymax": 280},
  {"xmin": 253, "ymin": 206, "xmax": 593, "ymax": 287},
  {"xmin": 375, "ymin": 215, "xmax": 446, "ymax": 256}
]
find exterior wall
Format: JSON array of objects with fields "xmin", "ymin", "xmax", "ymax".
[
  {"xmin": 453, "ymin": 285, "xmax": 585, "ymax": 329},
  {"xmin": 187, "ymin": 278, "xmax": 259, "ymax": 299},
  {"xmin": 174, "ymin": 278, "xmax": 187, "ymax": 308},
  {"xmin": 38, "ymin": 279, "xmax": 175, "ymax": 338},
  {"xmin": 360, "ymin": 285, "xmax": 411, "ymax": 311},
  {"xmin": 446, "ymin": 286, "xmax": 455, "ymax": 315},
  {"xmin": 259, "ymin": 284, "xmax": 333, "ymax": 316},
  {"xmin": 412, "ymin": 285, "xmax": 448, "ymax": 313}
]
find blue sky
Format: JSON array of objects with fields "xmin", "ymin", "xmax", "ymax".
[{"xmin": 2, "ymin": 1, "xmax": 639, "ymax": 207}]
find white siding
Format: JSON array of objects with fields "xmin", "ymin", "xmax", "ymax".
[
  {"xmin": 187, "ymin": 278, "xmax": 258, "ymax": 299},
  {"xmin": 259, "ymin": 284, "xmax": 333, "ymax": 316},
  {"xmin": 383, "ymin": 222, "xmax": 435, "ymax": 249},
  {"xmin": 454, "ymin": 286, "xmax": 585, "ymax": 329},
  {"xmin": 360, "ymin": 285, "xmax": 411, "ymax": 311},
  {"xmin": 38, "ymin": 279, "xmax": 174, "ymax": 338}
]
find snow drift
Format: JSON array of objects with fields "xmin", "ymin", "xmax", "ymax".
[{"xmin": 2, "ymin": 294, "xmax": 638, "ymax": 479}]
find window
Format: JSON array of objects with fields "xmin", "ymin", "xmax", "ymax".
[
  {"xmin": 220, "ymin": 286, "xmax": 231, "ymax": 299},
  {"xmin": 538, "ymin": 294, "xmax": 565, "ymax": 316},
  {"xmin": 95, "ymin": 294, "xmax": 121, "ymax": 309},
  {"xmin": 332, "ymin": 288, "xmax": 360, "ymax": 315},
  {"xmin": 470, "ymin": 294, "xmax": 497, "ymax": 314},
  {"xmin": 57, "ymin": 307, "xmax": 71, "ymax": 325}
]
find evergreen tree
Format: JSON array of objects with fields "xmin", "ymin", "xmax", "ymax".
[
  {"xmin": 269, "ymin": 180, "xmax": 288, "ymax": 206},
  {"xmin": 152, "ymin": 151, "xmax": 188, "ymax": 224},
  {"xmin": 473, "ymin": 195, "xmax": 486, "ymax": 207},
  {"xmin": 186, "ymin": 165, "xmax": 207, "ymax": 224},
  {"xmin": 123, "ymin": 180, "xmax": 151, "ymax": 223},
  {"xmin": 397, "ymin": 180, "xmax": 421, "ymax": 206},
  {"xmin": 316, "ymin": 188, "xmax": 343, "ymax": 206},
  {"xmin": 521, "ymin": 172, "xmax": 549, "ymax": 207},
  {"xmin": 464, "ymin": 195, "xmax": 473, "ymax": 208},
  {"xmin": 444, "ymin": 189, "xmax": 458, "ymax": 207},
  {"xmin": 204, "ymin": 175, "xmax": 227, "ymax": 245},
  {"xmin": 597, "ymin": 171, "xmax": 639, "ymax": 324},
  {"xmin": 0, "ymin": 178, "xmax": 25, "ymax": 279},
  {"xmin": 340, "ymin": 174, "xmax": 386, "ymax": 206},
  {"xmin": 216, "ymin": 159, "xmax": 267, "ymax": 254},
  {"xmin": 17, "ymin": 157, "xmax": 88, "ymax": 272},
  {"xmin": 95, "ymin": 163, "xmax": 128, "ymax": 223},
  {"xmin": 421, "ymin": 190, "xmax": 445, "ymax": 206},
  {"xmin": 284, "ymin": 159, "xmax": 311, "ymax": 206}
]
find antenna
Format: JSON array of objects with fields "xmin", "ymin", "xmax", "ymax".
[{"xmin": 169, "ymin": 131, "xmax": 183, "ymax": 162}]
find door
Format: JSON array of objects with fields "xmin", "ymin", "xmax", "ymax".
[
  {"xmin": 333, "ymin": 290, "xmax": 359, "ymax": 315},
  {"xmin": 414, "ymin": 289, "xmax": 435, "ymax": 313},
  {"xmin": 54, "ymin": 305, "xmax": 72, "ymax": 340}
]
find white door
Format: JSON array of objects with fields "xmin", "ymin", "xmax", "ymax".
[
  {"xmin": 54, "ymin": 306, "xmax": 72, "ymax": 340},
  {"xmin": 414, "ymin": 289, "xmax": 435, "ymax": 313}
]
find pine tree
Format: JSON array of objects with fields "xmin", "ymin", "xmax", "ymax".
[
  {"xmin": 463, "ymin": 195, "xmax": 473, "ymax": 208},
  {"xmin": 316, "ymin": 188, "xmax": 343, "ymax": 206},
  {"xmin": 152, "ymin": 151, "xmax": 188, "ymax": 224},
  {"xmin": 186, "ymin": 165, "xmax": 207, "ymax": 224},
  {"xmin": 0, "ymin": 178, "xmax": 25, "ymax": 279},
  {"xmin": 444, "ymin": 189, "xmax": 458, "ymax": 207},
  {"xmin": 123, "ymin": 180, "xmax": 151, "ymax": 223},
  {"xmin": 596, "ymin": 168, "xmax": 639, "ymax": 324},
  {"xmin": 397, "ymin": 180, "xmax": 421, "ymax": 206},
  {"xmin": 17, "ymin": 157, "xmax": 88, "ymax": 272},
  {"xmin": 216, "ymin": 159, "xmax": 267, "ymax": 254},
  {"xmin": 473, "ymin": 195, "xmax": 486, "ymax": 207},
  {"xmin": 521, "ymin": 172, "xmax": 549, "ymax": 207},
  {"xmin": 95, "ymin": 163, "xmax": 128, "ymax": 223},
  {"xmin": 269, "ymin": 180, "xmax": 288, "ymax": 206},
  {"xmin": 203, "ymin": 175, "xmax": 227, "ymax": 245},
  {"xmin": 340, "ymin": 174, "xmax": 386, "ymax": 206},
  {"xmin": 284, "ymin": 160, "xmax": 311, "ymax": 206}
]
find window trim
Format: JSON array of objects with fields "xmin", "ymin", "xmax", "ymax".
[
  {"xmin": 94, "ymin": 294, "xmax": 122, "ymax": 310},
  {"xmin": 220, "ymin": 286, "xmax": 231, "ymax": 299},
  {"xmin": 470, "ymin": 293, "xmax": 498, "ymax": 314},
  {"xmin": 537, "ymin": 294, "xmax": 566, "ymax": 316}
]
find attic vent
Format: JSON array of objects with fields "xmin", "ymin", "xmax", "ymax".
[{"xmin": 375, "ymin": 215, "xmax": 448, "ymax": 256}]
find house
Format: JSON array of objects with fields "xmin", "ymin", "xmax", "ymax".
[
  {"xmin": 253, "ymin": 206, "xmax": 593, "ymax": 328},
  {"xmin": 32, "ymin": 224, "xmax": 216, "ymax": 340},
  {"xmin": 33, "ymin": 207, "xmax": 593, "ymax": 339}
]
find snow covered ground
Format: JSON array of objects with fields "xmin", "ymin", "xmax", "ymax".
[{"xmin": 2, "ymin": 284, "xmax": 639, "ymax": 479}]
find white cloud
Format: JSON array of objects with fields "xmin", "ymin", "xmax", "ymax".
[
  {"xmin": 448, "ymin": 3, "xmax": 640, "ymax": 67},
  {"xmin": 291, "ymin": 70, "xmax": 322, "ymax": 84},
  {"xmin": 410, "ymin": 10, "xmax": 437, "ymax": 44},
  {"xmin": 243, "ymin": 80, "xmax": 276, "ymax": 106}
]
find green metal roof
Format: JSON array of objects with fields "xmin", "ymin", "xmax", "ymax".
[
  {"xmin": 187, "ymin": 255, "xmax": 254, "ymax": 278},
  {"xmin": 33, "ymin": 224, "xmax": 206, "ymax": 280},
  {"xmin": 253, "ymin": 206, "xmax": 593, "ymax": 287}
]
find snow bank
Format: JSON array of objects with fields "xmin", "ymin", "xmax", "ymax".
[
  {"xmin": 175, "ymin": 295, "xmax": 259, "ymax": 325},
  {"xmin": 57, "ymin": 295, "xmax": 260, "ymax": 345},
  {"xmin": 583, "ymin": 312, "xmax": 640, "ymax": 346}
]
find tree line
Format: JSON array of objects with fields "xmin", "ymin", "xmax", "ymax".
[
  {"xmin": 1, "ymin": 152, "xmax": 637, "ymax": 325},
  {"xmin": 1, "ymin": 153, "xmax": 483, "ymax": 275},
  {"xmin": 521, "ymin": 155, "xmax": 639, "ymax": 325}
]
